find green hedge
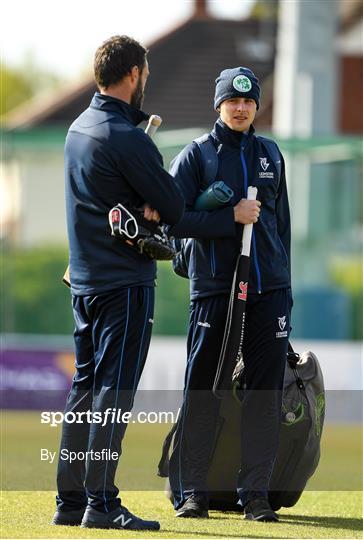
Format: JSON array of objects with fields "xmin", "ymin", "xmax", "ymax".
[
  {"xmin": 329, "ymin": 256, "xmax": 363, "ymax": 341},
  {"xmin": 1, "ymin": 246, "xmax": 190, "ymax": 336},
  {"xmin": 1, "ymin": 245, "xmax": 362, "ymax": 339}
]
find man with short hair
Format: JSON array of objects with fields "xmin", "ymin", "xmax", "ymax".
[
  {"xmin": 167, "ymin": 67, "xmax": 292, "ymax": 522},
  {"xmin": 52, "ymin": 35, "xmax": 184, "ymax": 531}
]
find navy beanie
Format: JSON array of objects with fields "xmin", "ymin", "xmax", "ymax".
[{"xmin": 214, "ymin": 67, "xmax": 261, "ymax": 110}]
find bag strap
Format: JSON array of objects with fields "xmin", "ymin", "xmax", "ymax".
[
  {"xmin": 287, "ymin": 341, "xmax": 300, "ymax": 365},
  {"xmin": 195, "ymin": 134, "xmax": 282, "ymax": 191},
  {"xmin": 193, "ymin": 134, "xmax": 219, "ymax": 185},
  {"xmin": 257, "ymin": 136, "xmax": 282, "ymax": 190},
  {"xmin": 157, "ymin": 422, "xmax": 178, "ymax": 477},
  {"xmin": 286, "ymin": 342, "xmax": 305, "ymax": 389}
]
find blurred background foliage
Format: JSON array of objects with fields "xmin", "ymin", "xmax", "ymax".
[
  {"xmin": 0, "ymin": 245, "xmax": 190, "ymax": 336},
  {"xmin": 329, "ymin": 256, "xmax": 363, "ymax": 340},
  {"xmin": 1, "ymin": 58, "xmax": 60, "ymax": 117},
  {"xmin": 1, "ymin": 244, "xmax": 361, "ymax": 339}
]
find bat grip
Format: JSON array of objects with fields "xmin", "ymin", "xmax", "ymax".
[
  {"xmin": 241, "ymin": 186, "xmax": 257, "ymax": 257},
  {"xmin": 145, "ymin": 114, "xmax": 162, "ymax": 138}
]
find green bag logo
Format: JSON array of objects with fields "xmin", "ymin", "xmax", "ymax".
[
  {"xmin": 315, "ymin": 392, "xmax": 325, "ymax": 436},
  {"xmin": 233, "ymin": 75, "xmax": 252, "ymax": 93}
]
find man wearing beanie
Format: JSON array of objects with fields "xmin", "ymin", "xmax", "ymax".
[{"xmin": 167, "ymin": 67, "xmax": 292, "ymax": 522}]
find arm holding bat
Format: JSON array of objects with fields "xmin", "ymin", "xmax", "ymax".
[
  {"xmin": 233, "ymin": 197, "xmax": 261, "ymax": 225},
  {"xmin": 63, "ymin": 114, "xmax": 177, "ymax": 286}
]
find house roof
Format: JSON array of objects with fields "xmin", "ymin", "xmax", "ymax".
[
  {"xmin": 5, "ymin": 14, "xmax": 276, "ymax": 131},
  {"xmin": 339, "ymin": 0, "xmax": 363, "ymax": 32},
  {"xmin": 5, "ymin": 0, "xmax": 363, "ymax": 133},
  {"xmin": 143, "ymin": 17, "xmax": 276, "ymax": 129}
]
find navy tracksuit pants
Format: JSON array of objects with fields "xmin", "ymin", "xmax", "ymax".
[
  {"xmin": 169, "ymin": 288, "xmax": 292, "ymax": 508},
  {"xmin": 56, "ymin": 286, "xmax": 154, "ymax": 513}
]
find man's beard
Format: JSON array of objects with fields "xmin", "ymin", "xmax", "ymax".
[{"xmin": 130, "ymin": 78, "xmax": 144, "ymax": 109}]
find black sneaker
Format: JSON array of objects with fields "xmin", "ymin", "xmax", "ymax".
[
  {"xmin": 52, "ymin": 508, "xmax": 85, "ymax": 526},
  {"xmin": 244, "ymin": 498, "xmax": 279, "ymax": 522},
  {"xmin": 175, "ymin": 495, "xmax": 209, "ymax": 518},
  {"xmin": 81, "ymin": 505, "xmax": 160, "ymax": 530}
]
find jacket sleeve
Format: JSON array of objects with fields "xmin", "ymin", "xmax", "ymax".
[
  {"xmin": 276, "ymin": 153, "xmax": 291, "ymax": 279},
  {"xmin": 166, "ymin": 143, "xmax": 236, "ymax": 239},
  {"xmin": 114, "ymin": 129, "xmax": 184, "ymax": 225}
]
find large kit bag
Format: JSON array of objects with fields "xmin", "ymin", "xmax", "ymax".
[{"xmin": 158, "ymin": 346, "xmax": 325, "ymax": 511}]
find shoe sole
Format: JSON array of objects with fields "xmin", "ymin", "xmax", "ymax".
[
  {"xmin": 52, "ymin": 519, "xmax": 82, "ymax": 526},
  {"xmin": 175, "ymin": 510, "xmax": 209, "ymax": 519},
  {"xmin": 81, "ymin": 521, "xmax": 160, "ymax": 531},
  {"xmin": 245, "ymin": 513, "xmax": 279, "ymax": 522},
  {"xmin": 52, "ymin": 509, "xmax": 85, "ymax": 527}
]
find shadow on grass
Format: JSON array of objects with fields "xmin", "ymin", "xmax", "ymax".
[
  {"xmin": 161, "ymin": 530, "xmax": 288, "ymax": 539},
  {"xmin": 161, "ymin": 513, "xmax": 362, "ymax": 539},
  {"xmin": 281, "ymin": 513, "xmax": 362, "ymax": 532}
]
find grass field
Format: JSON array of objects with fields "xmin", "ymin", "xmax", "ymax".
[
  {"xmin": 1, "ymin": 412, "xmax": 362, "ymax": 538},
  {"xmin": 1, "ymin": 490, "xmax": 362, "ymax": 538},
  {"xmin": 2, "ymin": 412, "xmax": 362, "ymax": 491}
]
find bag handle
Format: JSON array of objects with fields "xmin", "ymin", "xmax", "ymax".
[{"xmin": 287, "ymin": 341, "xmax": 300, "ymax": 366}]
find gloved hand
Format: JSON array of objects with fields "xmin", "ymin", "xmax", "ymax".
[{"xmin": 109, "ymin": 203, "xmax": 176, "ymax": 261}]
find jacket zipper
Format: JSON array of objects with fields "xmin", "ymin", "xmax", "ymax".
[
  {"xmin": 210, "ymin": 240, "xmax": 216, "ymax": 277},
  {"xmin": 240, "ymin": 143, "xmax": 262, "ymax": 293}
]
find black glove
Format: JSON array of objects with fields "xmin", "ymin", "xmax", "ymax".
[{"xmin": 109, "ymin": 203, "xmax": 176, "ymax": 261}]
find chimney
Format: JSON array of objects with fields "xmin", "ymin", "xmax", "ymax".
[{"xmin": 193, "ymin": 0, "xmax": 210, "ymax": 19}]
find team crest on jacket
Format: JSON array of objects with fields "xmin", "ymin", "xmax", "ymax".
[
  {"xmin": 260, "ymin": 157, "xmax": 269, "ymax": 171},
  {"xmin": 276, "ymin": 315, "xmax": 288, "ymax": 338},
  {"xmin": 278, "ymin": 316, "xmax": 286, "ymax": 330},
  {"xmin": 259, "ymin": 157, "xmax": 274, "ymax": 179}
]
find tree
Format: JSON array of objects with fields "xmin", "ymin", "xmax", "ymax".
[
  {"xmin": 1, "ymin": 58, "xmax": 60, "ymax": 117},
  {"xmin": 250, "ymin": 0, "xmax": 278, "ymax": 19},
  {"xmin": 1, "ymin": 64, "xmax": 34, "ymax": 116}
]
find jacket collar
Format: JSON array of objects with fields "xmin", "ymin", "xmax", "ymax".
[
  {"xmin": 90, "ymin": 92, "xmax": 149, "ymax": 126},
  {"xmin": 211, "ymin": 117, "xmax": 255, "ymax": 148}
]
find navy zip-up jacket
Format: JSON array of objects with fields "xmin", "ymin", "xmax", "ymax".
[
  {"xmin": 65, "ymin": 93, "xmax": 184, "ymax": 295},
  {"xmin": 168, "ymin": 118, "xmax": 291, "ymax": 299}
]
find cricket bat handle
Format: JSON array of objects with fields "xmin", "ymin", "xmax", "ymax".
[
  {"xmin": 241, "ymin": 186, "xmax": 258, "ymax": 257},
  {"xmin": 145, "ymin": 114, "xmax": 162, "ymax": 138}
]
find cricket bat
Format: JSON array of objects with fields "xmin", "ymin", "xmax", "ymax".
[
  {"xmin": 62, "ymin": 114, "xmax": 163, "ymax": 287},
  {"xmin": 213, "ymin": 185, "xmax": 258, "ymax": 397}
]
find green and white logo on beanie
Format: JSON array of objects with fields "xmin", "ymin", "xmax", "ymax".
[{"xmin": 233, "ymin": 75, "xmax": 252, "ymax": 93}]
